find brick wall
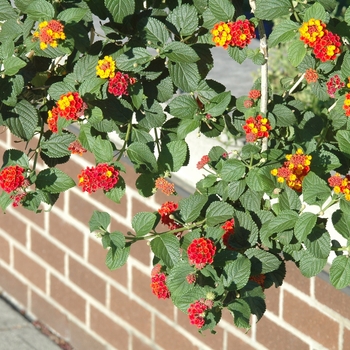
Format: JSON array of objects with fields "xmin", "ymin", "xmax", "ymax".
[{"xmin": 1, "ymin": 129, "xmax": 350, "ymax": 350}]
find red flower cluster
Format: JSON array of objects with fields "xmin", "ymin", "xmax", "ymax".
[
  {"xmin": 186, "ymin": 273, "xmax": 197, "ymax": 284},
  {"xmin": 196, "ymin": 155, "xmax": 210, "ymax": 170},
  {"xmin": 328, "ymin": 173, "xmax": 350, "ymax": 201},
  {"xmin": 326, "ymin": 75, "xmax": 345, "ymax": 98},
  {"xmin": 271, "ymin": 149, "xmax": 312, "ymax": 192},
  {"xmin": 108, "ymin": 71, "xmax": 133, "ymax": 97},
  {"xmin": 304, "ymin": 68, "xmax": 318, "ymax": 84},
  {"xmin": 68, "ymin": 140, "xmax": 87, "ymax": 156},
  {"xmin": 222, "ymin": 219, "xmax": 235, "ymax": 250},
  {"xmin": 211, "ymin": 19, "xmax": 255, "ymax": 49},
  {"xmin": 78, "ymin": 163, "xmax": 119, "ymax": 193},
  {"xmin": 248, "ymin": 89, "xmax": 261, "ymax": 100},
  {"xmin": 343, "ymin": 93, "xmax": 350, "ymax": 117},
  {"xmin": 0, "ymin": 165, "xmax": 25, "ymax": 193},
  {"xmin": 187, "ymin": 237, "xmax": 216, "ymax": 269},
  {"xmin": 33, "ymin": 20, "xmax": 66, "ymax": 50},
  {"xmin": 299, "ymin": 18, "xmax": 341, "ymax": 62},
  {"xmin": 158, "ymin": 201, "xmax": 181, "ymax": 230},
  {"xmin": 154, "ymin": 177, "xmax": 175, "ymax": 196},
  {"xmin": 48, "ymin": 92, "xmax": 86, "ymax": 133},
  {"xmin": 249, "ymin": 274, "xmax": 266, "ymax": 290},
  {"xmin": 150, "ymin": 264, "xmax": 170, "ymax": 299},
  {"xmin": 187, "ymin": 299, "xmax": 212, "ymax": 328},
  {"xmin": 243, "ymin": 115, "xmax": 271, "ymax": 142}
]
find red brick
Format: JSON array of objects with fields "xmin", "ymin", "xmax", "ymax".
[
  {"xmin": 129, "ymin": 238, "xmax": 151, "ymax": 266},
  {"xmin": 283, "ymin": 290, "xmax": 339, "ymax": 350},
  {"xmin": 284, "ymin": 260, "xmax": 310, "ymax": 295},
  {"xmin": 49, "ymin": 211, "xmax": 84, "ymax": 256},
  {"xmin": 110, "ymin": 287, "xmax": 152, "ymax": 337},
  {"xmin": 343, "ymin": 326, "xmax": 350, "ymax": 349},
  {"xmin": 31, "ymin": 228, "xmax": 65, "ymax": 274},
  {"xmin": 90, "ymin": 305, "xmax": 129, "ymax": 350},
  {"xmin": 68, "ymin": 320, "xmax": 106, "ymax": 350},
  {"xmin": 132, "ymin": 335, "xmax": 156, "ymax": 350},
  {"xmin": 88, "ymin": 237, "xmax": 128, "ymax": 286},
  {"xmin": 13, "ymin": 205, "xmax": 45, "ymax": 230},
  {"xmin": 69, "ymin": 256, "xmax": 106, "ymax": 303},
  {"xmin": 154, "ymin": 316, "xmax": 198, "ymax": 350},
  {"xmin": 50, "ymin": 275, "xmax": 86, "ymax": 322},
  {"xmin": 315, "ymin": 276, "xmax": 350, "ymax": 320},
  {"xmin": 265, "ymin": 285, "xmax": 280, "ymax": 316},
  {"xmin": 31, "ymin": 291, "xmax": 69, "ymax": 339},
  {"xmin": 226, "ymin": 331, "xmax": 256, "ymax": 350},
  {"xmin": 256, "ymin": 316, "xmax": 309, "ymax": 350},
  {"xmin": 0, "ymin": 265, "xmax": 28, "ymax": 306},
  {"xmin": 132, "ymin": 267, "xmax": 174, "ymax": 319},
  {"xmin": 14, "ymin": 248, "xmax": 46, "ymax": 291},
  {"xmin": 0, "ymin": 211, "xmax": 27, "ymax": 245},
  {"xmin": 0, "ymin": 235, "xmax": 10, "ymax": 263},
  {"xmin": 131, "ymin": 196, "xmax": 155, "ymax": 219}
]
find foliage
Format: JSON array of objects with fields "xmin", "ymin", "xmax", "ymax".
[{"xmin": 1, "ymin": 0, "xmax": 350, "ymax": 334}]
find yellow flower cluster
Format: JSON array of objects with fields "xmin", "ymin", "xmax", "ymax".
[
  {"xmin": 211, "ymin": 22, "xmax": 233, "ymax": 49},
  {"xmin": 33, "ymin": 20, "xmax": 66, "ymax": 50},
  {"xmin": 96, "ymin": 56, "xmax": 116, "ymax": 79},
  {"xmin": 299, "ymin": 18, "xmax": 325, "ymax": 46}
]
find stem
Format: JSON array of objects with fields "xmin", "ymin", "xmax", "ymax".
[
  {"xmin": 157, "ymin": 218, "xmax": 207, "ymax": 236},
  {"xmin": 154, "ymin": 128, "xmax": 161, "ymax": 155},
  {"xmin": 331, "ymin": 246, "xmax": 350, "ymax": 252},
  {"xmin": 283, "ymin": 73, "xmax": 305, "ymax": 99},
  {"xmin": 116, "ymin": 122, "xmax": 132, "ymax": 161},
  {"xmin": 32, "ymin": 119, "xmax": 45, "ymax": 172}
]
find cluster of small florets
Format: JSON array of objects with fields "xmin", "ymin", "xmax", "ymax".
[
  {"xmin": 299, "ymin": 18, "xmax": 341, "ymax": 62},
  {"xmin": 154, "ymin": 177, "xmax": 175, "ymax": 196},
  {"xmin": 244, "ymin": 89, "xmax": 261, "ymax": 108},
  {"xmin": 271, "ymin": 149, "xmax": 312, "ymax": 192},
  {"xmin": 0, "ymin": 165, "xmax": 26, "ymax": 193},
  {"xmin": 326, "ymin": 74, "xmax": 345, "ymax": 98},
  {"xmin": 196, "ymin": 155, "xmax": 210, "ymax": 170},
  {"xmin": 33, "ymin": 19, "xmax": 66, "ymax": 50},
  {"xmin": 187, "ymin": 298, "xmax": 213, "ymax": 328},
  {"xmin": 150, "ymin": 264, "xmax": 170, "ymax": 299},
  {"xmin": 304, "ymin": 68, "xmax": 318, "ymax": 84},
  {"xmin": 47, "ymin": 92, "xmax": 86, "ymax": 132},
  {"xmin": 243, "ymin": 115, "xmax": 271, "ymax": 142},
  {"xmin": 68, "ymin": 140, "xmax": 87, "ymax": 156},
  {"xmin": 158, "ymin": 201, "xmax": 181, "ymax": 230},
  {"xmin": 96, "ymin": 56, "xmax": 136, "ymax": 97},
  {"xmin": 343, "ymin": 93, "xmax": 350, "ymax": 117},
  {"xmin": 328, "ymin": 173, "xmax": 350, "ymax": 201},
  {"xmin": 187, "ymin": 237, "xmax": 216, "ymax": 269},
  {"xmin": 249, "ymin": 274, "xmax": 266, "ymax": 290},
  {"xmin": 211, "ymin": 19, "xmax": 255, "ymax": 49},
  {"xmin": 77, "ymin": 163, "xmax": 119, "ymax": 193},
  {"xmin": 221, "ymin": 219, "xmax": 235, "ymax": 250}
]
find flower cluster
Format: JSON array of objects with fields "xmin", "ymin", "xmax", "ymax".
[
  {"xmin": 0, "ymin": 165, "xmax": 26, "ymax": 193},
  {"xmin": 243, "ymin": 115, "xmax": 271, "ymax": 142},
  {"xmin": 326, "ymin": 75, "xmax": 345, "ymax": 98},
  {"xmin": 33, "ymin": 20, "xmax": 66, "ymax": 50},
  {"xmin": 211, "ymin": 19, "xmax": 255, "ymax": 49},
  {"xmin": 150, "ymin": 264, "xmax": 170, "ymax": 299},
  {"xmin": 68, "ymin": 140, "xmax": 87, "ymax": 156},
  {"xmin": 222, "ymin": 219, "xmax": 235, "ymax": 250},
  {"xmin": 328, "ymin": 173, "xmax": 350, "ymax": 201},
  {"xmin": 187, "ymin": 237, "xmax": 216, "ymax": 269},
  {"xmin": 299, "ymin": 18, "xmax": 341, "ymax": 62},
  {"xmin": 78, "ymin": 163, "xmax": 119, "ymax": 193},
  {"xmin": 187, "ymin": 299, "xmax": 213, "ymax": 328},
  {"xmin": 96, "ymin": 56, "xmax": 116, "ymax": 79},
  {"xmin": 249, "ymin": 274, "xmax": 266, "ymax": 290},
  {"xmin": 304, "ymin": 68, "xmax": 318, "ymax": 84},
  {"xmin": 343, "ymin": 93, "xmax": 350, "ymax": 117},
  {"xmin": 248, "ymin": 89, "xmax": 261, "ymax": 100},
  {"xmin": 48, "ymin": 92, "xmax": 86, "ymax": 133},
  {"xmin": 271, "ymin": 149, "xmax": 312, "ymax": 192},
  {"xmin": 154, "ymin": 177, "xmax": 175, "ymax": 196},
  {"xmin": 158, "ymin": 201, "xmax": 181, "ymax": 230},
  {"xmin": 196, "ymin": 155, "xmax": 210, "ymax": 170}
]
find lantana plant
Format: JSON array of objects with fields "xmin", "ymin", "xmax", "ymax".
[{"xmin": 1, "ymin": 0, "xmax": 350, "ymax": 334}]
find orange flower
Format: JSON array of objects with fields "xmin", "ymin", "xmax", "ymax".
[
  {"xmin": 243, "ymin": 115, "xmax": 271, "ymax": 142},
  {"xmin": 33, "ymin": 20, "xmax": 66, "ymax": 50},
  {"xmin": 154, "ymin": 177, "xmax": 175, "ymax": 195},
  {"xmin": 328, "ymin": 173, "xmax": 350, "ymax": 201},
  {"xmin": 305, "ymin": 68, "xmax": 318, "ymax": 84},
  {"xmin": 343, "ymin": 93, "xmax": 350, "ymax": 117},
  {"xmin": 299, "ymin": 18, "xmax": 326, "ymax": 46}
]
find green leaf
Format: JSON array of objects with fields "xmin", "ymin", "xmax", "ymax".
[
  {"xmin": 2, "ymin": 149, "xmax": 29, "ymax": 168},
  {"xmin": 40, "ymin": 132, "xmax": 76, "ymax": 158},
  {"xmin": 255, "ymin": 0, "xmax": 291, "ymax": 20},
  {"xmin": 208, "ymin": 0, "xmax": 235, "ymax": 21},
  {"xmin": 279, "ymin": 186, "xmax": 301, "ymax": 211},
  {"xmin": 158, "ymin": 140, "xmax": 188, "ymax": 172},
  {"xmin": 89, "ymin": 211, "xmax": 111, "ymax": 232},
  {"xmin": 304, "ymin": 2, "xmax": 327, "ymax": 22},
  {"xmin": 26, "ymin": 0, "xmax": 55, "ymax": 20},
  {"xmin": 228, "ymin": 179, "xmax": 246, "ymax": 201},
  {"xmin": 245, "ymin": 248, "xmax": 281, "ymax": 274},
  {"xmin": 179, "ymin": 193, "xmax": 208, "ymax": 223},
  {"xmin": 227, "ymin": 299, "xmax": 251, "ymax": 329},
  {"xmin": 172, "ymin": 285, "xmax": 205, "ymax": 313},
  {"xmin": 332, "ymin": 210, "xmax": 350, "ymax": 240},
  {"xmin": 302, "ymin": 172, "xmax": 331, "ymax": 206},
  {"xmin": 150, "ymin": 233, "xmax": 180, "ymax": 268},
  {"xmin": 220, "ymin": 159, "xmax": 246, "ymax": 182},
  {"xmin": 48, "ymin": 81, "xmax": 75, "ymax": 101},
  {"xmin": 206, "ymin": 201, "xmax": 234, "ymax": 226},
  {"xmin": 288, "ymin": 40, "xmax": 307, "ymax": 67},
  {"xmin": 132, "ymin": 212, "xmax": 157, "ymax": 236},
  {"xmin": 127, "ymin": 142, "xmax": 158, "ymax": 172},
  {"xmin": 92, "ymin": 136, "xmax": 114, "ymax": 163},
  {"xmin": 304, "ymin": 227, "xmax": 330, "ymax": 259},
  {"xmin": 272, "ymin": 104, "xmax": 297, "ymax": 127},
  {"xmin": 36, "ymin": 168, "xmax": 75, "ymax": 193},
  {"xmin": 205, "ymin": 91, "xmax": 231, "ymax": 117},
  {"xmin": 227, "ymin": 46, "xmax": 247, "ymax": 64},
  {"xmin": 71, "ymin": 55, "xmax": 99, "ymax": 83},
  {"xmin": 57, "ymin": 8, "xmax": 89, "ymax": 23},
  {"xmin": 0, "ymin": 0, "xmax": 17, "ymax": 20},
  {"xmin": 299, "ymin": 251, "xmax": 327, "ymax": 277},
  {"xmin": 268, "ymin": 20, "xmax": 299, "ymax": 47},
  {"xmin": 79, "ymin": 77, "xmax": 104, "ymax": 97},
  {"xmin": 142, "ymin": 17, "xmax": 170, "ymax": 46},
  {"xmin": 104, "ymin": 0, "xmax": 135, "ymax": 23},
  {"xmin": 336, "ymin": 130, "xmax": 350, "ymax": 156},
  {"xmin": 137, "ymin": 99, "xmax": 165, "ymax": 130},
  {"xmin": 330, "ymin": 256, "xmax": 350, "ymax": 289},
  {"xmin": 110, "ymin": 231, "xmax": 125, "ymax": 249},
  {"xmin": 0, "ymin": 191, "xmax": 12, "ymax": 212},
  {"xmin": 240, "ymin": 189, "xmax": 263, "ymax": 212},
  {"xmin": 166, "ymin": 261, "xmax": 196, "ymax": 297},
  {"xmin": 104, "ymin": 177, "xmax": 126, "ymax": 204},
  {"xmin": 345, "ymin": 7, "xmax": 350, "ymax": 26},
  {"xmin": 0, "ymin": 75, "xmax": 24, "ymax": 107},
  {"xmin": 167, "ymin": 95, "xmax": 198, "ymax": 119},
  {"xmin": 168, "ymin": 62, "xmax": 200, "ymax": 93},
  {"xmin": 3, "ymin": 57, "xmax": 26, "ymax": 76},
  {"xmin": 223, "ymin": 255, "xmax": 251, "ymax": 290},
  {"xmin": 241, "ymin": 283, "xmax": 266, "ymax": 320},
  {"xmin": 167, "ymin": 4, "xmax": 199, "ymax": 36},
  {"xmin": 294, "ymin": 212, "xmax": 317, "ymax": 242},
  {"xmin": 163, "ymin": 42, "xmax": 199, "ymax": 63},
  {"xmin": 268, "ymin": 210, "xmax": 298, "ymax": 234},
  {"xmin": 116, "ymin": 47, "xmax": 152, "ymax": 72},
  {"xmin": 105, "ymin": 244, "xmax": 130, "ymax": 270}
]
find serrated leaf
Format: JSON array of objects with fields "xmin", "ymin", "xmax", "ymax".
[
  {"xmin": 336, "ymin": 130, "xmax": 350, "ymax": 156},
  {"xmin": 330, "ymin": 256, "xmax": 350, "ymax": 289},
  {"xmin": 179, "ymin": 193, "xmax": 208, "ymax": 223},
  {"xmin": 332, "ymin": 210, "xmax": 350, "ymax": 240},
  {"xmin": 158, "ymin": 140, "xmax": 188, "ymax": 172},
  {"xmin": 227, "ymin": 46, "xmax": 247, "ymax": 64},
  {"xmin": 168, "ymin": 95, "xmax": 198, "ymax": 119},
  {"xmin": 57, "ymin": 8, "xmax": 88, "ymax": 23},
  {"xmin": 209, "ymin": 0, "xmax": 235, "ymax": 21},
  {"xmin": 345, "ymin": 7, "xmax": 350, "ymax": 26},
  {"xmin": 172, "ymin": 285, "xmax": 205, "ymax": 313},
  {"xmin": 132, "ymin": 212, "xmax": 157, "ymax": 236},
  {"xmin": 228, "ymin": 179, "xmax": 246, "ymax": 201},
  {"xmin": 0, "ymin": 0, "xmax": 17, "ymax": 20},
  {"xmin": 48, "ymin": 81, "xmax": 75, "ymax": 101},
  {"xmin": 227, "ymin": 299, "xmax": 251, "ymax": 329},
  {"xmin": 116, "ymin": 47, "xmax": 152, "ymax": 72},
  {"xmin": 104, "ymin": 0, "xmax": 135, "ymax": 23},
  {"xmin": 104, "ymin": 177, "xmax": 126, "ymax": 203},
  {"xmin": 272, "ymin": 104, "xmax": 296, "ymax": 127},
  {"xmin": 26, "ymin": 0, "xmax": 54, "ymax": 20},
  {"xmin": 127, "ymin": 142, "xmax": 158, "ymax": 172},
  {"xmin": 302, "ymin": 172, "xmax": 331, "ymax": 206},
  {"xmin": 304, "ymin": 227, "xmax": 330, "ymax": 259},
  {"xmin": 137, "ymin": 99, "xmax": 165, "ymax": 129},
  {"xmin": 168, "ymin": 61, "xmax": 201, "ymax": 92},
  {"xmin": 163, "ymin": 42, "xmax": 199, "ymax": 63},
  {"xmin": 0, "ymin": 191, "xmax": 12, "ymax": 212},
  {"xmin": 268, "ymin": 20, "xmax": 299, "ymax": 47},
  {"xmin": 166, "ymin": 261, "xmax": 196, "ymax": 297},
  {"xmin": 294, "ymin": 212, "xmax": 317, "ymax": 242},
  {"xmin": 105, "ymin": 244, "xmax": 130, "ymax": 270},
  {"xmin": 2, "ymin": 149, "xmax": 29, "ymax": 168},
  {"xmin": 109, "ymin": 231, "xmax": 125, "ymax": 249},
  {"xmin": 223, "ymin": 255, "xmax": 251, "ymax": 290},
  {"xmin": 72, "ymin": 55, "xmax": 99, "ymax": 83},
  {"xmin": 92, "ymin": 136, "xmax": 114, "ymax": 163},
  {"xmin": 241, "ymin": 283, "xmax": 266, "ymax": 320},
  {"xmin": 36, "ymin": 168, "xmax": 75, "ymax": 193},
  {"xmin": 279, "ymin": 186, "xmax": 301, "ymax": 211},
  {"xmin": 40, "ymin": 132, "xmax": 76, "ymax": 158},
  {"xmin": 206, "ymin": 201, "xmax": 234, "ymax": 226},
  {"xmin": 205, "ymin": 91, "xmax": 231, "ymax": 117},
  {"xmin": 3, "ymin": 57, "xmax": 26, "ymax": 76},
  {"xmin": 79, "ymin": 77, "xmax": 104, "ymax": 97},
  {"xmin": 89, "ymin": 210, "xmax": 111, "ymax": 232},
  {"xmin": 288, "ymin": 40, "xmax": 307, "ymax": 67},
  {"xmin": 255, "ymin": 0, "xmax": 291, "ymax": 20},
  {"xmin": 299, "ymin": 250, "xmax": 327, "ymax": 277},
  {"xmin": 220, "ymin": 159, "xmax": 246, "ymax": 182},
  {"xmin": 268, "ymin": 210, "xmax": 298, "ymax": 234},
  {"xmin": 304, "ymin": 2, "xmax": 327, "ymax": 22},
  {"xmin": 245, "ymin": 248, "xmax": 281, "ymax": 274},
  {"xmin": 150, "ymin": 233, "xmax": 180, "ymax": 268},
  {"xmin": 142, "ymin": 17, "xmax": 170, "ymax": 46},
  {"xmin": 240, "ymin": 189, "xmax": 263, "ymax": 212},
  {"xmin": 0, "ymin": 74, "xmax": 24, "ymax": 107},
  {"xmin": 167, "ymin": 4, "xmax": 198, "ymax": 36}
]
